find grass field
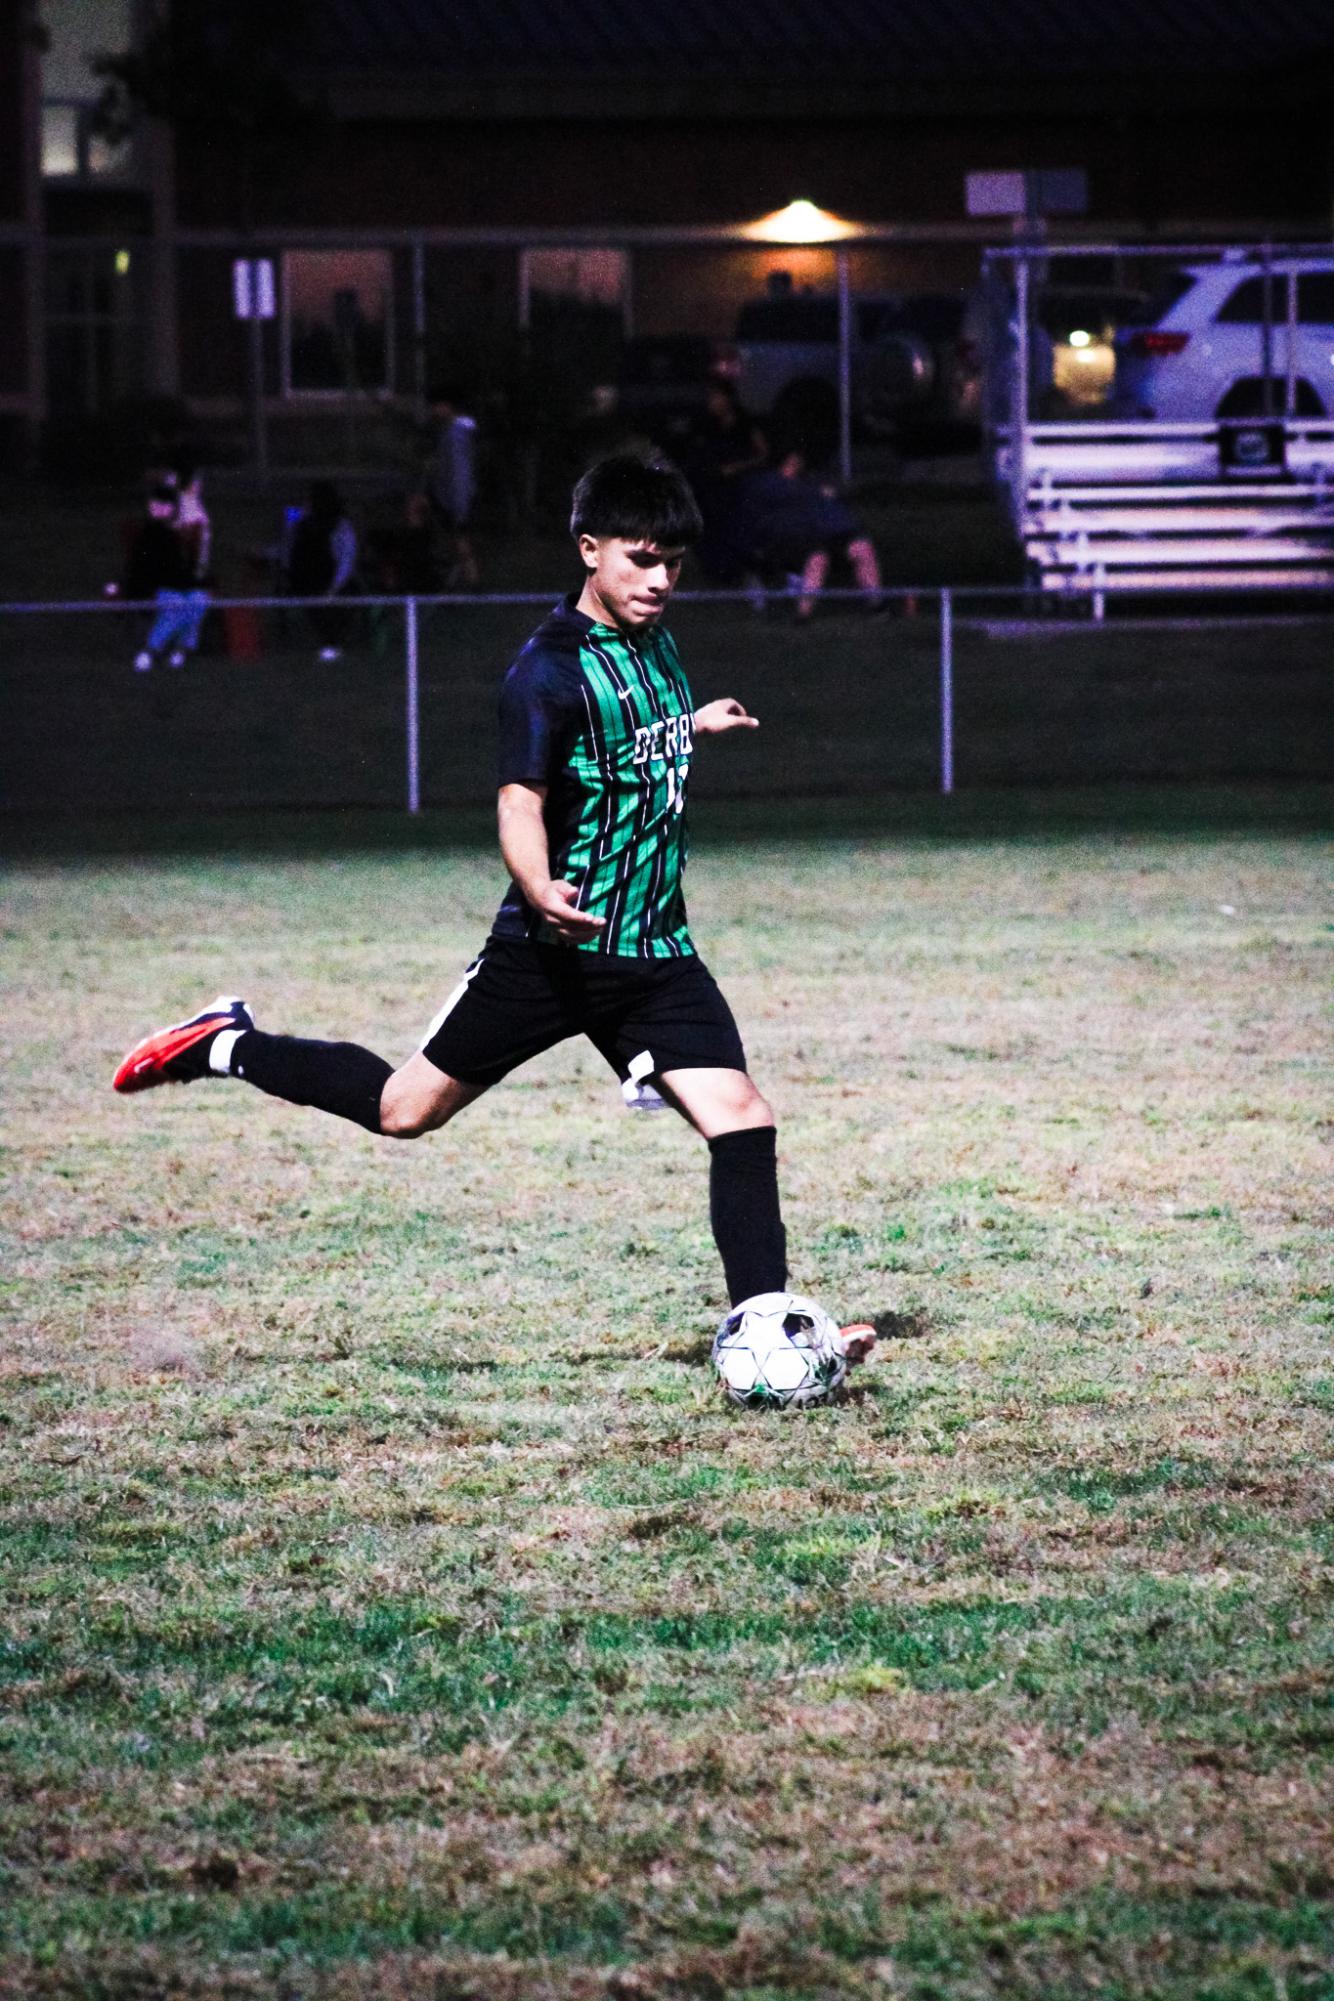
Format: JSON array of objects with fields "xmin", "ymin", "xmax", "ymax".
[{"xmin": 3, "ymin": 793, "xmax": 1333, "ymax": 2000}]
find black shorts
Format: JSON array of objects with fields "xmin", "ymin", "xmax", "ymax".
[{"xmin": 419, "ymin": 936, "xmax": 746, "ymax": 1089}]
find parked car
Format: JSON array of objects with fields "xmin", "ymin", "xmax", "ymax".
[
  {"xmin": 1114, "ymin": 258, "xmax": 1334, "ymax": 419},
  {"xmin": 732, "ymin": 291, "xmax": 981, "ymax": 449}
]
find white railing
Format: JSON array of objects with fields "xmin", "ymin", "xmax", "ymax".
[{"xmin": 994, "ymin": 419, "xmax": 1334, "ymax": 612}]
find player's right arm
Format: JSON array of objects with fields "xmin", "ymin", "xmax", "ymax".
[{"xmin": 497, "ymin": 783, "xmax": 606, "ymax": 941}]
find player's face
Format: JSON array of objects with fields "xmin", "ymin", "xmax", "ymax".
[{"xmin": 579, "ymin": 536, "xmax": 685, "ymax": 631}]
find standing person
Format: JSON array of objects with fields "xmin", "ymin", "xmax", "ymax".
[
  {"xmin": 286, "ymin": 480, "xmax": 359, "ymax": 661},
  {"xmin": 427, "ymin": 385, "xmax": 480, "ymax": 588},
  {"xmin": 112, "ymin": 452, "xmax": 874, "ymax": 1354},
  {"xmin": 120, "ymin": 485, "xmax": 208, "ymax": 672},
  {"xmin": 685, "ymin": 380, "xmax": 768, "ymax": 586}
]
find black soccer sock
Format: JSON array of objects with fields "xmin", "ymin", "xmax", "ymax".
[
  {"xmin": 708, "ymin": 1125, "xmax": 788, "ymax": 1306},
  {"xmin": 229, "ymin": 1030, "xmax": 392, "ymax": 1135}
]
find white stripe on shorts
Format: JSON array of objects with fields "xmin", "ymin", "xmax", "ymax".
[{"xmin": 418, "ymin": 952, "xmax": 485, "ymax": 1052}]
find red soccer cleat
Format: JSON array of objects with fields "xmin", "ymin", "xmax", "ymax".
[
  {"xmin": 837, "ymin": 1323, "xmax": 878, "ymax": 1367},
  {"xmin": 112, "ymin": 995, "xmax": 252, "ymax": 1094}
]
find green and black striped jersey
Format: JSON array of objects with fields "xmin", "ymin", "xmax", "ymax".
[{"xmin": 494, "ymin": 596, "xmax": 696, "ymax": 958}]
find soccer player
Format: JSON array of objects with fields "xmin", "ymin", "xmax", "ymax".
[{"xmin": 113, "ymin": 452, "xmax": 874, "ymax": 1354}]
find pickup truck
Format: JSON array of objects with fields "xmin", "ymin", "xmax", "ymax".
[{"xmin": 733, "ymin": 291, "xmax": 982, "ymax": 444}]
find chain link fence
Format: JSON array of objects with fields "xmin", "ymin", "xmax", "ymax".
[{"xmin": 2, "ymin": 588, "xmax": 1331, "ymax": 818}]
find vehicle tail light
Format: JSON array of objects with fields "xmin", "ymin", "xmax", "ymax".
[{"xmin": 1127, "ymin": 330, "xmax": 1191, "ymax": 357}]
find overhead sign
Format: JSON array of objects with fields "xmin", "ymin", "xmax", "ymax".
[
  {"xmin": 232, "ymin": 258, "xmax": 276, "ymax": 321},
  {"xmin": 966, "ymin": 170, "xmax": 1088, "ymax": 218}
]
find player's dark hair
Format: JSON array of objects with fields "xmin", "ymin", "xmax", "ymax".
[{"xmin": 570, "ymin": 452, "xmax": 702, "ymax": 546}]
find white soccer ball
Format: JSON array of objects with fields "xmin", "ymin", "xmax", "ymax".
[{"xmin": 711, "ymin": 1291, "xmax": 847, "ymax": 1410}]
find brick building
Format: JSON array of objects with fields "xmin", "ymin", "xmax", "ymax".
[{"xmin": 2, "ymin": 0, "xmax": 1331, "ymax": 457}]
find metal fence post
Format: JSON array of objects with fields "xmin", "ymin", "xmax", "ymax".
[
  {"xmin": 836, "ymin": 247, "xmax": 853, "ymax": 486},
  {"xmin": 405, "ymin": 596, "xmax": 421, "ymax": 815},
  {"xmin": 1012, "ymin": 253, "xmax": 1030, "ymax": 537},
  {"xmin": 940, "ymin": 588, "xmax": 954, "ymax": 796}
]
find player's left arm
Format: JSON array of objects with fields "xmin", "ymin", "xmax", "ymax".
[{"xmin": 692, "ymin": 698, "xmax": 758, "ymax": 736}]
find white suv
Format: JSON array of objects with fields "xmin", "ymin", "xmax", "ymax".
[{"xmin": 1114, "ymin": 259, "xmax": 1334, "ymax": 420}]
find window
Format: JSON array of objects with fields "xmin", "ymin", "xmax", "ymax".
[
  {"xmin": 284, "ymin": 250, "xmax": 392, "ymax": 395},
  {"xmin": 521, "ymin": 249, "xmax": 629, "ymax": 328},
  {"xmin": 41, "ymin": 98, "xmax": 134, "ymax": 179},
  {"xmin": 1297, "ymin": 272, "xmax": 1334, "ymax": 324},
  {"xmin": 520, "ymin": 248, "xmax": 629, "ymax": 398},
  {"xmin": 45, "ymin": 245, "xmax": 141, "ymax": 415},
  {"xmin": 1216, "ymin": 274, "xmax": 1287, "ymax": 325},
  {"xmin": 41, "ymin": 0, "xmax": 135, "ymax": 180},
  {"xmin": 1136, "ymin": 266, "xmax": 1194, "ymax": 324}
]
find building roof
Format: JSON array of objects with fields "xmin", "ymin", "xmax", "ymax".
[{"xmin": 312, "ymin": 0, "xmax": 1333, "ymax": 85}]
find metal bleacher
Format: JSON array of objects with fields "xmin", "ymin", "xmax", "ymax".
[{"xmin": 1016, "ymin": 417, "xmax": 1334, "ymax": 610}]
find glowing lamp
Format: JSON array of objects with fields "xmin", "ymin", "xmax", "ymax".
[{"xmin": 742, "ymin": 200, "xmax": 858, "ymax": 244}]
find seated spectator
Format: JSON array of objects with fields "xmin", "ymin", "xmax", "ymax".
[
  {"xmin": 286, "ymin": 480, "xmax": 359, "ymax": 661},
  {"xmin": 118, "ymin": 485, "xmax": 209, "ymax": 673},
  {"xmin": 738, "ymin": 449, "xmax": 883, "ymax": 620}
]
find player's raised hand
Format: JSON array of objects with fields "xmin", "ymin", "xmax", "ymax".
[
  {"xmin": 534, "ymin": 879, "xmax": 607, "ymax": 941},
  {"xmin": 693, "ymin": 698, "xmax": 758, "ymax": 736}
]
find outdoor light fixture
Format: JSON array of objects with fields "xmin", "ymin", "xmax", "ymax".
[
  {"xmin": 739, "ymin": 198, "xmax": 861, "ymax": 483},
  {"xmin": 742, "ymin": 199, "xmax": 858, "ymax": 244},
  {"xmin": 1067, "ymin": 328, "xmax": 1092, "ymax": 347}
]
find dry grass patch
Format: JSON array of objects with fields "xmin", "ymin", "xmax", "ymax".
[{"xmin": 2, "ymin": 797, "xmax": 1332, "ymax": 1998}]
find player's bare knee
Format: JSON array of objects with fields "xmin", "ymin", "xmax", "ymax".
[
  {"xmin": 378, "ymin": 1079, "xmax": 436, "ymax": 1139},
  {"xmin": 378, "ymin": 1097, "xmax": 428, "ymax": 1139},
  {"xmin": 726, "ymin": 1080, "xmax": 774, "ymax": 1130}
]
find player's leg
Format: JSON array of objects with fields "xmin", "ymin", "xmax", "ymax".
[
  {"xmin": 655, "ymin": 1064, "xmax": 772, "ymax": 1138},
  {"xmin": 589, "ymin": 957, "xmax": 786, "ymax": 1306},
  {"xmin": 658, "ymin": 1066, "xmax": 787, "ymax": 1307},
  {"xmin": 110, "ymin": 944, "xmax": 535, "ymax": 1136},
  {"xmin": 378, "ymin": 1053, "xmax": 485, "ymax": 1136},
  {"xmin": 661, "ymin": 1065, "xmax": 874, "ymax": 1356},
  {"xmin": 233, "ymin": 1032, "xmax": 483, "ymax": 1136},
  {"xmin": 113, "ymin": 994, "xmax": 442, "ymax": 1135},
  {"xmin": 597, "ymin": 964, "xmax": 875, "ymax": 1353}
]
